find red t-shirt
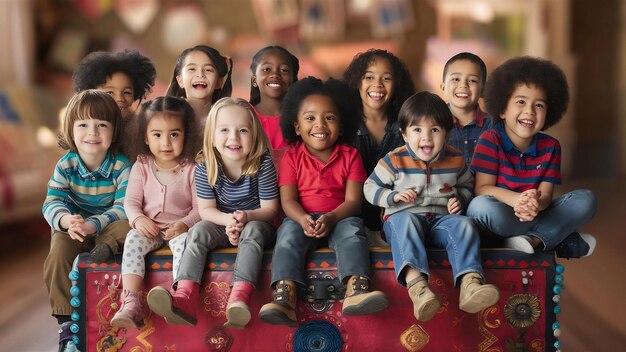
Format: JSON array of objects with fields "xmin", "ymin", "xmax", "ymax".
[{"xmin": 279, "ymin": 142, "xmax": 366, "ymax": 213}]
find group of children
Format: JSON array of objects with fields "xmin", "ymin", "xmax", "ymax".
[{"xmin": 42, "ymin": 44, "xmax": 597, "ymax": 350}]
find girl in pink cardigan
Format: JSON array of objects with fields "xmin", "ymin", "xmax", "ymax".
[{"xmin": 110, "ymin": 96, "xmax": 201, "ymax": 329}]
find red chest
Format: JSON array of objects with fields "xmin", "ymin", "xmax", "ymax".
[{"xmin": 71, "ymin": 248, "xmax": 560, "ymax": 351}]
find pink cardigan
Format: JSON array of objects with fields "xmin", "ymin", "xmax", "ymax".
[{"xmin": 124, "ymin": 156, "xmax": 200, "ymax": 229}]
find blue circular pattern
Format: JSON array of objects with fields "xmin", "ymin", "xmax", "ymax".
[
  {"xmin": 293, "ymin": 320, "xmax": 343, "ymax": 352},
  {"xmin": 555, "ymin": 264, "xmax": 565, "ymax": 274},
  {"xmin": 552, "ymin": 322, "xmax": 560, "ymax": 330},
  {"xmin": 71, "ymin": 311, "xmax": 80, "ymax": 321},
  {"xmin": 70, "ymin": 285, "xmax": 80, "ymax": 297},
  {"xmin": 552, "ymin": 284, "xmax": 563, "ymax": 294},
  {"xmin": 554, "ymin": 306, "xmax": 561, "ymax": 314},
  {"xmin": 70, "ymin": 323, "xmax": 79, "ymax": 334},
  {"xmin": 555, "ymin": 274, "xmax": 563, "ymax": 284},
  {"xmin": 72, "ymin": 335, "xmax": 80, "ymax": 345},
  {"xmin": 69, "ymin": 270, "xmax": 79, "ymax": 281},
  {"xmin": 70, "ymin": 296, "xmax": 81, "ymax": 308}
]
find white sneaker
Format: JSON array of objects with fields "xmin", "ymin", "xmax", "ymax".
[
  {"xmin": 579, "ymin": 233, "xmax": 596, "ymax": 257},
  {"xmin": 505, "ymin": 235, "xmax": 534, "ymax": 254}
]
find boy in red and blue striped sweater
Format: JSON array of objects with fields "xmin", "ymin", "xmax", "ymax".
[{"xmin": 467, "ymin": 57, "xmax": 597, "ymax": 258}]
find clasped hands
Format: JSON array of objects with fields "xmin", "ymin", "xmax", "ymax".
[
  {"xmin": 135, "ymin": 217, "xmax": 189, "ymax": 240},
  {"xmin": 225, "ymin": 210, "xmax": 247, "ymax": 246},
  {"xmin": 514, "ymin": 189, "xmax": 541, "ymax": 222},
  {"xmin": 300, "ymin": 213, "xmax": 335, "ymax": 239}
]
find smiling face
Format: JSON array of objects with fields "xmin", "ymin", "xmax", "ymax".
[
  {"xmin": 176, "ymin": 50, "xmax": 222, "ymax": 102},
  {"xmin": 359, "ymin": 56, "xmax": 394, "ymax": 115},
  {"xmin": 252, "ymin": 50, "xmax": 293, "ymax": 102},
  {"xmin": 402, "ymin": 115, "xmax": 447, "ymax": 162},
  {"xmin": 440, "ymin": 59, "xmax": 483, "ymax": 114},
  {"xmin": 145, "ymin": 114, "xmax": 185, "ymax": 169},
  {"xmin": 73, "ymin": 118, "xmax": 113, "ymax": 168},
  {"xmin": 97, "ymin": 72, "xmax": 134, "ymax": 118},
  {"xmin": 500, "ymin": 83, "xmax": 547, "ymax": 151},
  {"xmin": 213, "ymin": 105, "xmax": 253, "ymax": 164},
  {"xmin": 294, "ymin": 94, "xmax": 341, "ymax": 162}
]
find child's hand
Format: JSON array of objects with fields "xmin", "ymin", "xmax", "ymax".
[
  {"xmin": 225, "ymin": 223, "xmax": 241, "ymax": 246},
  {"xmin": 447, "ymin": 197, "xmax": 462, "ymax": 214},
  {"xmin": 233, "ymin": 210, "xmax": 248, "ymax": 226},
  {"xmin": 66, "ymin": 215, "xmax": 87, "ymax": 242},
  {"xmin": 163, "ymin": 221, "xmax": 189, "ymax": 240},
  {"xmin": 514, "ymin": 190, "xmax": 539, "ymax": 222},
  {"xmin": 135, "ymin": 217, "xmax": 160, "ymax": 238},
  {"xmin": 301, "ymin": 215, "xmax": 317, "ymax": 238},
  {"xmin": 393, "ymin": 189, "xmax": 418, "ymax": 204},
  {"xmin": 313, "ymin": 214, "xmax": 336, "ymax": 239}
]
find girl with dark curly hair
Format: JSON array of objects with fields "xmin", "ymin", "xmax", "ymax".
[{"xmin": 342, "ymin": 49, "xmax": 415, "ymax": 233}]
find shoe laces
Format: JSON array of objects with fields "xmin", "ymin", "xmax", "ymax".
[{"xmin": 274, "ymin": 281, "xmax": 293, "ymax": 306}]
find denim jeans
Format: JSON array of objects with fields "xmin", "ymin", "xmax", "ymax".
[
  {"xmin": 176, "ymin": 220, "xmax": 275, "ymax": 286},
  {"xmin": 467, "ymin": 189, "xmax": 597, "ymax": 250},
  {"xmin": 383, "ymin": 212, "xmax": 484, "ymax": 287},
  {"xmin": 270, "ymin": 215, "xmax": 369, "ymax": 286}
]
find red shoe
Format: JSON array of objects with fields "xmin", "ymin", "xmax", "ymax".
[
  {"xmin": 147, "ymin": 280, "xmax": 199, "ymax": 325},
  {"xmin": 224, "ymin": 281, "xmax": 254, "ymax": 329}
]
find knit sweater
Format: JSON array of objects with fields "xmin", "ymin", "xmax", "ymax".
[
  {"xmin": 124, "ymin": 155, "xmax": 200, "ymax": 229},
  {"xmin": 364, "ymin": 144, "xmax": 473, "ymax": 218}
]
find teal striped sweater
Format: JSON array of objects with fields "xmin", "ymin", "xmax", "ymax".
[{"xmin": 42, "ymin": 151, "xmax": 131, "ymax": 234}]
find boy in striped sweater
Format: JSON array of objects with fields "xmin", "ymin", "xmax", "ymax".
[
  {"xmin": 364, "ymin": 92, "xmax": 500, "ymax": 322},
  {"xmin": 467, "ymin": 57, "xmax": 597, "ymax": 258},
  {"xmin": 42, "ymin": 90, "xmax": 132, "ymax": 350}
]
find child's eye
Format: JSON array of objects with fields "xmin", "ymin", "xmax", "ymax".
[
  {"xmin": 304, "ymin": 115, "xmax": 314, "ymax": 121},
  {"xmin": 262, "ymin": 67, "xmax": 271, "ymax": 73},
  {"xmin": 383, "ymin": 75, "xmax": 393, "ymax": 81},
  {"xmin": 535, "ymin": 102, "xmax": 546, "ymax": 109},
  {"xmin": 431, "ymin": 127, "xmax": 440, "ymax": 133},
  {"xmin": 153, "ymin": 132, "xmax": 161, "ymax": 138},
  {"xmin": 280, "ymin": 67, "xmax": 290, "ymax": 73},
  {"xmin": 170, "ymin": 132, "xmax": 180, "ymax": 138},
  {"xmin": 124, "ymin": 90, "xmax": 133, "ymax": 96},
  {"xmin": 516, "ymin": 100, "xmax": 526, "ymax": 105},
  {"xmin": 76, "ymin": 123, "xmax": 87, "ymax": 128},
  {"xmin": 239, "ymin": 128, "xmax": 249, "ymax": 133},
  {"xmin": 325, "ymin": 114, "xmax": 336, "ymax": 121},
  {"xmin": 469, "ymin": 79, "xmax": 478, "ymax": 84},
  {"xmin": 97, "ymin": 123, "xmax": 109, "ymax": 128},
  {"xmin": 363, "ymin": 75, "xmax": 373, "ymax": 80},
  {"xmin": 205, "ymin": 67, "xmax": 215, "ymax": 73},
  {"xmin": 187, "ymin": 67, "xmax": 195, "ymax": 72},
  {"xmin": 220, "ymin": 128, "xmax": 229, "ymax": 133}
]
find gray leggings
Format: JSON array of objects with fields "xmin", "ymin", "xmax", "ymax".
[{"xmin": 121, "ymin": 229, "xmax": 187, "ymax": 278}]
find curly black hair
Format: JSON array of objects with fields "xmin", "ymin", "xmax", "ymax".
[
  {"xmin": 128, "ymin": 96, "xmax": 199, "ymax": 163},
  {"xmin": 165, "ymin": 45, "xmax": 233, "ymax": 103},
  {"xmin": 398, "ymin": 92, "xmax": 454, "ymax": 134},
  {"xmin": 72, "ymin": 50, "xmax": 156, "ymax": 101},
  {"xmin": 485, "ymin": 56, "xmax": 569, "ymax": 130},
  {"xmin": 249, "ymin": 46, "xmax": 300, "ymax": 105},
  {"xmin": 342, "ymin": 48, "xmax": 415, "ymax": 123},
  {"xmin": 280, "ymin": 76, "xmax": 359, "ymax": 145}
]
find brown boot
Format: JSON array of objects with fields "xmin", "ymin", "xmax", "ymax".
[
  {"xmin": 342, "ymin": 276, "xmax": 388, "ymax": 316},
  {"xmin": 224, "ymin": 281, "xmax": 254, "ymax": 329},
  {"xmin": 458, "ymin": 273, "xmax": 500, "ymax": 313},
  {"xmin": 258, "ymin": 280, "xmax": 298, "ymax": 327},
  {"xmin": 407, "ymin": 276, "xmax": 441, "ymax": 322},
  {"xmin": 147, "ymin": 280, "xmax": 199, "ymax": 325},
  {"xmin": 110, "ymin": 289, "xmax": 144, "ymax": 329}
]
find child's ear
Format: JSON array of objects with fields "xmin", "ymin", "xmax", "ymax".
[
  {"xmin": 294, "ymin": 121, "xmax": 301, "ymax": 136},
  {"xmin": 176, "ymin": 74, "xmax": 184, "ymax": 89},
  {"xmin": 440, "ymin": 82, "xmax": 446, "ymax": 92},
  {"xmin": 251, "ymin": 75, "xmax": 257, "ymax": 88}
]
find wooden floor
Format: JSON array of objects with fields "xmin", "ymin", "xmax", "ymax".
[{"xmin": 0, "ymin": 177, "xmax": 624, "ymax": 351}]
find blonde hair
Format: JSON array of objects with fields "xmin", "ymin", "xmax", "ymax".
[
  {"xmin": 197, "ymin": 97, "xmax": 270, "ymax": 186},
  {"xmin": 59, "ymin": 89, "xmax": 123, "ymax": 154}
]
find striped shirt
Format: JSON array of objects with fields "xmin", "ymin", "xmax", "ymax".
[
  {"xmin": 364, "ymin": 144, "xmax": 474, "ymax": 218},
  {"xmin": 42, "ymin": 151, "xmax": 131, "ymax": 234},
  {"xmin": 195, "ymin": 151, "xmax": 278, "ymax": 213},
  {"xmin": 470, "ymin": 123, "xmax": 561, "ymax": 192}
]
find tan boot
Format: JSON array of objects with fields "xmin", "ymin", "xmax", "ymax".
[
  {"xmin": 407, "ymin": 276, "xmax": 441, "ymax": 322},
  {"xmin": 459, "ymin": 273, "xmax": 500, "ymax": 313},
  {"xmin": 342, "ymin": 276, "xmax": 388, "ymax": 315},
  {"xmin": 110, "ymin": 289, "xmax": 144, "ymax": 329},
  {"xmin": 258, "ymin": 280, "xmax": 298, "ymax": 327}
]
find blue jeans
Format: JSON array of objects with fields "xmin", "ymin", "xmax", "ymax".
[
  {"xmin": 176, "ymin": 220, "xmax": 275, "ymax": 286},
  {"xmin": 270, "ymin": 215, "xmax": 369, "ymax": 286},
  {"xmin": 467, "ymin": 189, "xmax": 597, "ymax": 250},
  {"xmin": 383, "ymin": 212, "xmax": 484, "ymax": 287}
]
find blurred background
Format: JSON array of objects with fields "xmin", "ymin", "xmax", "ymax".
[{"xmin": 0, "ymin": 0, "xmax": 624, "ymax": 350}]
